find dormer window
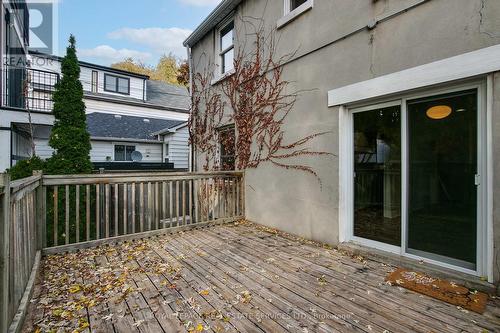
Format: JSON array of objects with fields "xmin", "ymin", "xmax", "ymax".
[
  {"xmin": 104, "ymin": 73, "xmax": 130, "ymax": 95},
  {"xmin": 219, "ymin": 20, "xmax": 234, "ymax": 75}
]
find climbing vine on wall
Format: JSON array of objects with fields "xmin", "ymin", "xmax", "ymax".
[{"xmin": 189, "ymin": 21, "xmax": 332, "ymax": 181}]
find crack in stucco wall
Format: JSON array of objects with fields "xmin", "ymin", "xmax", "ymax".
[{"xmin": 479, "ymin": 0, "xmax": 500, "ymax": 38}]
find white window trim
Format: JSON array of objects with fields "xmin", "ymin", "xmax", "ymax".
[
  {"xmin": 338, "ymin": 80, "xmax": 493, "ymax": 281},
  {"xmin": 277, "ymin": 0, "xmax": 313, "ymax": 29},
  {"xmin": 213, "ymin": 17, "xmax": 235, "ymax": 83},
  {"xmin": 211, "ymin": 68, "xmax": 235, "ymax": 86}
]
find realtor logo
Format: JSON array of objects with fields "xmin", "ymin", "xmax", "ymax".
[{"xmin": 26, "ymin": 0, "xmax": 58, "ymax": 54}]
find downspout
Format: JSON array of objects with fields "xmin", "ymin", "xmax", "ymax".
[{"xmin": 187, "ymin": 45, "xmax": 196, "ymax": 173}]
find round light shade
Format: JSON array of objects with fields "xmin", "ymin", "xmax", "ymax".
[{"xmin": 426, "ymin": 105, "xmax": 452, "ymax": 120}]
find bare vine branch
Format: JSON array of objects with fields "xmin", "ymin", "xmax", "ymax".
[{"xmin": 189, "ymin": 18, "xmax": 333, "ymax": 182}]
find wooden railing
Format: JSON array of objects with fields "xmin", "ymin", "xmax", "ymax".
[
  {"xmin": 0, "ymin": 171, "xmax": 245, "ymax": 332},
  {"xmin": 0, "ymin": 173, "xmax": 43, "ymax": 333},
  {"xmin": 41, "ymin": 171, "xmax": 245, "ymax": 252}
]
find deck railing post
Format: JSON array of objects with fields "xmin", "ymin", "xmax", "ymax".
[
  {"xmin": 34, "ymin": 171, "xmax": 45, "ymax": 251},
  {"xmin": 0, "ymin": 173, "xmax": 11, "ymax": 333}
]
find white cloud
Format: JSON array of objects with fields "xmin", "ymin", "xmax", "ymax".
[
  {"xmin": 107, "ymin": 27, "xmax": 192, "ymax": 59},
  {"xmin": 178, "ymin": 0, "xmax": 221, "ymax": 6},
  {"xmin": 78, "ymin": 45, "xmax": 152, "ymax": 64}
]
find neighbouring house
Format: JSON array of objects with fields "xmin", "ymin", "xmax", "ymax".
[
  {"xmin": 31, "ymin": 113, "xmax": 189, "ymax": 170},
  {"xmin": 184, "ymin": 0, "xmax": 500, "ymax": 288},
  {"xmin": 27, "ymin": 52, "xmax": 190, "ymax": 171},
  {"xmin": 0, "ymin": 3, "xmax": 190, "ymax": 172}
]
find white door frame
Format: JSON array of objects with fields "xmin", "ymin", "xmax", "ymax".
[{"xmin": 339, "ymin": 79, "xmax": 492, "ymax": 280}]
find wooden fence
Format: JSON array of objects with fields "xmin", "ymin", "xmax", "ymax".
[
  {"xmin": 0, "ymin": 173, "xmax": 43, "ymax": 333},
  {"xmin": 0, "ymin": 171, "xmax": 244, "ymax": 332}
]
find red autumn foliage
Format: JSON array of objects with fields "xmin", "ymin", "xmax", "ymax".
[{"xmin": 189, "ymin": 22, "xmax": 331, "ymax": 181}]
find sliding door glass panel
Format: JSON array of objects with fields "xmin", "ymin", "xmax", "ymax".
[
  {"xmin": 353, "ymin": 106, "xmax": 401, "ymax": 246},
  {"xmin": 407, "ymin": 90, "xmax": 477, "ymax": 267}
]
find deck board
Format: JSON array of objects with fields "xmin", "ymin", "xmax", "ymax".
[{"xmin": 23, "ymin": 222, "xmax": 500, "ymax": 333}]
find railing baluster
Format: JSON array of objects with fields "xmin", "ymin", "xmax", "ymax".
[
  {"xmin": 182, "ymin": 180, "xmax": 186, "ymax": 225},
  {"xmin": 232, "ymin": 177, "xmax": 236, "ymax": 218},
  {"xmin": 105, "ymin": 184, "xmax": 110, "ymax": 238},
  {"xmin": 210, "ymin": 178, "xmax": 213, "ymax": 221},
  {"xmin": 114, "ymin": 184, "xmax": 119, "ymax": 237},
  {"xmin": 139, "ymin": 182, "xmax": 144, "ymax": 232},
  {"xmin": 65, "ymin": 185, "xmax": 69, "ymax": 245},
  {"xmin": 154, "ymin": 182, "xmax": 159, "ymax": 230},
  {"xmin": 162, "ymin": 182, "xmax": 167, "ymax": 227},
  {"xmin": 194, "ymin": 179, "xmax": 199, "ymax": 224},
  {"xmin": 123, "ymin": 183, "xmax": 127, "ymax": 235},
  {"xmin": 235, "ymin": 178, "xmax": 240, "ymax": 216},
  {"xmin": 95, "ymin": 184, "xmax": 100, "ymax": 240},
  {"xmin": 188, "ymin": 179, "xmax": 193, "ymax": 225},
  {"xmin": 147, "ymin": 182, "xmax": 152, "ymax": 231},
  {"xmin": 223, "ymin": 178, "xmax": 227, "ymax": 219},
  {"xmin": 131, "ymin": 183, "xmax": 136, "ymax": 234},
  {"xmin": 169, "ymin": 181, "xmax": 173, "ymax": 227},
  {"xmin": 217, "ymin": 177, "xmax": 221, "ymax": 220},
  {"xmin": 75, "ymin": 185, "xmax": 80, "ymax": 243},
  {"xmin": 176, "ymin": 180, "xmax": 180, "ymax": 226},
  {"xmin": 42, "ymin": 185, "xmax": 47, "ymax": 248},
  {"xmin": 53, "ymin": 186, "xmax": 58, "ymax": 246},
  {"xmin": 86, "ymin": 185, "xmax": 90, "ymax": 241}
]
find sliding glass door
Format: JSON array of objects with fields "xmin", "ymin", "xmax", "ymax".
[
  {"xmin": 352, "ymin": 88, "xmax": 479, "ymax": 270},
  {"xmin": 407, "ymin": 90, "xmax": 478, "ymax": 269},
  {"xmin": 353, "ymin": 105, "xmax": 401, "ymax": 246}
]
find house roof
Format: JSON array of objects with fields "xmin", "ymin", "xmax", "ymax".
[
  {"xmin": 183, "ymin": 0, "xmax": 242, "ymax": 47},
  {"xmin": 86, "ymin": 113, "xmax": 185, "ymax": 141},
  {"xmin": 30, "ymin": 51, "xmax": 151, "ymax": 79},
  {"xmin": 146, "ymin": 80, "xmax": 190, "ymax": 111}
]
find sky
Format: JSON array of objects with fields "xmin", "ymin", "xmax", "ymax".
[{"xmin": 55, "ymin": 0, "xmax": 222, "ymax": 66}]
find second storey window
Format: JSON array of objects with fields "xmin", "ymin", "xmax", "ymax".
[
  {"xmin": 279, "ymin": 0, "xmax": 313, "ymax": 28},
  {"xmin": 290, "ymin": 0, "xmax": 307, "ymax": 11},
  {"xmin": 114, "ymin": 145, "xmax": 135, "ymax": 161},
  {"xmin": 219, "ymin": 20, "xmax": 234, "ymax": 75},
  {"xmin": 104, "ymin": 74, "xmax": 130, "ymax": 95}
]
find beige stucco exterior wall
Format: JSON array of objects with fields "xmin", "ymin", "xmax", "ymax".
[{"xmin": 190, "ymin": 0, "xmax": 500, "ymax": 282}]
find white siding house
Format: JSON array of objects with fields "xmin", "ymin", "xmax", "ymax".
[{"xmin": 21, "ymin": 52, "xmax": 191, "ymax": 171}]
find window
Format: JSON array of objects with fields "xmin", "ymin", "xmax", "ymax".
[
  {"xmin": 290, "ymin": 0, "xmax": 307, "ymax": 11},
  {"xmin": 218, "ymin": 21, "xmax": 234, "ymax": 75},
  {"xmin": 91, "ymin": 70, "xmax": 98, "ymax": 93},
  {"xmin": 114, "ymin": 145, "xmax": 136, "ymax": 161},
  {"xmin": 104, "ymin": 74, "xmax": 130, "ymax": 95},
  {"xmin": 278, "ymin": 0, "xmax": 313, "ymax": 28},
  {"xmin": 218, "ymin": 126, "xmax": 236, "ymax": 170}
]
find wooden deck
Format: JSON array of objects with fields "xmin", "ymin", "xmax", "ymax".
[{"xmin": 24, "ymin": 222, "xmax": 500, "ymax": 333}]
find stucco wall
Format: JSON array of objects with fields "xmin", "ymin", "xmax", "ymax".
[{"xmin": 190, "ymin": 0, "xmax": 500, "ymax": 279}]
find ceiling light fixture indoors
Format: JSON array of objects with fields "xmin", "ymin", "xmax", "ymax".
[{"xmin": 426, "ymin": 105, "xmax": 452, "ymax": 120}]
